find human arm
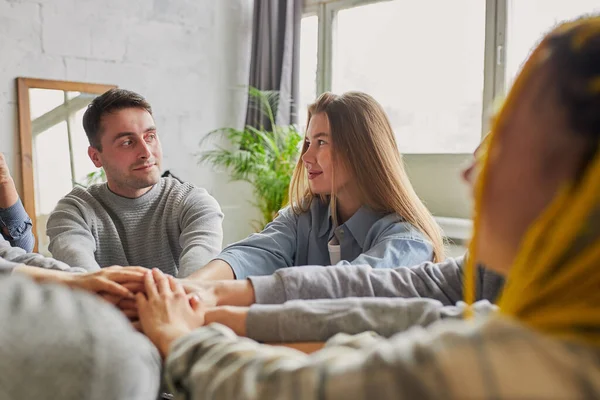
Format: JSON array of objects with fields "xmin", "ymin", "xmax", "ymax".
[
  {"xmin": 46, "ymin": 194, "xmax": 101, "ymax": 271},
  {"xmin": 203, "ymin": 298, "xmax": 497, "ymax": 342},
  {"xmin": 11, "ymin": 265, "xmax": 149, "ymax": 299},
  {"xmin": 186, "ymin": 206, "xmax": 299, "ymax": 281},
  {"xmin": 0, "ymin": 275, "xmax": 161, "ymax": 399},
  {"xmin": 249, "ymin": 256, "xmax": 469, "ymax": 306},
  {"xmin": 176, "ymin": 188, "xmax": 224, "ymax": 278},
  {"xmin": 0, "ymin": 233, "xmax": 78, "ymax": 272},
  {"xmin": 0, "ymin": 153, "xmax": 34, "ymax": 251},
  {"xmin": 181, "ymin": 256, "xmax": 504, "ymax": 312},
  {"xmin": 162, "ymin": 318, "xmax": 521, "ymax": 400}
]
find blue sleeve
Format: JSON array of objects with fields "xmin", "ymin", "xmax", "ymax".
[
  {"xmin": 0, "ymin": 199, "xmax": 34, "ymax": 252},
  {"xmin": 340, "ymin": 222, "xmax": 434, "ymax": 269},
  {"xmin": 217, "ymin": 207, "xmax": 298, "ymax": 279}
]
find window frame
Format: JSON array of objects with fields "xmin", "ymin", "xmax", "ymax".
[{"xmin": 303, "ymin": 0, "xmax": 508, "ymax": 153}]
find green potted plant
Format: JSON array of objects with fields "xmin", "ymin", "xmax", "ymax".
[{"xmin": 199, "ymin": 87, "xmax": 303, "ymax": 231}]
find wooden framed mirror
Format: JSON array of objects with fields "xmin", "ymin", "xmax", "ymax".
[{"xmin": 17, "ymin": 78, "xmax": 116, "ymax": 253}]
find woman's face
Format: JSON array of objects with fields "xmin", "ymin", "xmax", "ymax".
[
  {"xmin": 302, "ymin": 112, "xmax": 352, "ymax": 196},
  {"xmin": 462, "ymin": 70, "xmax": 590, "ymax": 274}
]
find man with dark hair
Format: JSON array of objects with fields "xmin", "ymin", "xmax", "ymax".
[{"xmin": 47, "ymin": 88, "xmax": 224, "ymax": 278}]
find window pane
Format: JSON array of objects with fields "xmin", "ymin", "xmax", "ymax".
[
  {"xmin": 332, "ymin": 0, "xmax": 486, "ymax": 154},
  {"xmin": 506, "ymin": 0, "xmax": 600, "ymax": 88},
  {"xmin": 298, "ymin": 15, "xmax": 318, "ymax": 130}
]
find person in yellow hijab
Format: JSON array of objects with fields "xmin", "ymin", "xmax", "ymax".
[{"xmin": 135, "ymin": 16, "xmax": 600, "ymax": 399}]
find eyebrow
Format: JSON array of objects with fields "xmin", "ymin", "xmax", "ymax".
[
  {"xmin": 306, "ymin": 132, "xmax": 329, "ymax": 140},
  {"xmin": 112, "ymin": 126, "xmax": 157, "ymax": 143}
]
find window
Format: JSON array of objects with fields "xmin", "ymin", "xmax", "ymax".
[
  {"xmin": 300, "ymin": 0, "xmax": 600, "ymax": 154},
  {"xmin": 29, "ymin": 89, "xmax": 102, "ymax": 254},
  {"xmin": 506, "ymin": 0, "xmax": 600, "ymax": 87},
  {"xmin": 299, "ymin": 0, "xmax": 600, "ymax": 220},
  {"xmin": 298, "ymin": 14, "xmax": 319, "ymax": 128}
]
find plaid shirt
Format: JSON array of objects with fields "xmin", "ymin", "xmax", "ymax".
[{"xmin": 165, "ymin": 317, "xmax": 600, "ymax": 399}]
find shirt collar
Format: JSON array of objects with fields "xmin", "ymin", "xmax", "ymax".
[{"xmin": 317, "ymin": 201, "xmax": 385, "ymax": 248}]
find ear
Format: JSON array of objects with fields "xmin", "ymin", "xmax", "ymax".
[{"xmin": 88, "ymin": 146, "xmax": 102, "ymax": 168}]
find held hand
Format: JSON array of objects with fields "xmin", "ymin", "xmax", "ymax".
[
  {"xmin": 137, "ymin": 269, "xmax": 207, "ymax": 358},
  {"xmin": 179, "ymin": 278, "xmax": 256, "ymax": 307},
  {"xmin": 68, "ymin": 266, "xmax": 147, "ymax": 298},
  {"xmin": 178, "ymin": 279, "xmax": 219, "ymax": 307}
]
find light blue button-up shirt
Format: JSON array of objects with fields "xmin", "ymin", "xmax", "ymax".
[{"xmin": 218, "ymin": 198, "xmax": 433, "ymax": 279}]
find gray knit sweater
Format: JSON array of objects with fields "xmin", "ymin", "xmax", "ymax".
[
  {"xmin": 0, "ymin": 275, "xmax": 161, "ymax": 399},
  {"xmin": 47, "ymin": 178, "xmax": 224, "ymax": 277}
]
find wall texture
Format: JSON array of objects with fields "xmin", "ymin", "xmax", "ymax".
[{"xmin": 0, "ymin": 0, "xmax": 259, "ymax": 245}]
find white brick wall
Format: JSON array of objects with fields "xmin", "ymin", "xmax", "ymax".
[{"xmin": 0, "ymin": 0, "xmax": 259, "ymax": 245}]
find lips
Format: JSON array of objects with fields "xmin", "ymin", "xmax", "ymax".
[
  {"xmin": 308, "ymin": 171, "xmax": 322, "ymax": 180},
  {"xmin": 133, "ymin": 163, "xmax": 155, "ymax": 171}
]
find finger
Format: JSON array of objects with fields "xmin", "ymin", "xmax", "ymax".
[
  {"xmin": 169, "ymin": 276, "xmax": 186, "ymax": 295},
  {"xmin": 123, "ymin": 309, "xmax": 139, "ymax": 319},
  {"xmin": 93, "ymin": 279, "xmax": 135, "ymax": 299},
  {"xmin": 189, "ymin": 295, "xmax": 202, "ymax": 311},
  {"xmin": 136, "ymin": 292, "xmax": 148, "ymax": 312},
  {"xmin": 144, "ymin": 270, "xmax": 159, "ymax": 299},
  {"xmin": 152, "ymin": 268, "xmax": 171, "ymax": 295},
  {"xmin": 99, "ymin": 293, "xmax": 121, "ymax": 305},
  {"xmin": 126, "ymin": 266, "xmax": 154, "ymax": 275},
  {"xmin": 131, "ymin": 320, "xmax": 143, "ymax": 332},
  {"xmin": 118, "ymin": 298, "xmax": 137, "ymax": 310},
  {"xmin": 122, "ymin": 282, "xmax": 146, "ymax": 293},
  {"xmin": 103, "ymin": 270, "xmax": 147, "ymax": 283}
]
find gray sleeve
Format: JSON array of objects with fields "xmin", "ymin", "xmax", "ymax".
[
  {"xmin": 250, "ymin": 256, "xmax": 470, "ymax": 305},
  {"xmin": 47, "ymin": 195, "xmax": 101, "ymax": 271},
  {"xmin": 0, "ymin": 257, "xmax": 19, "ymax": 274},
  {"xmin": 177, "ymin": 188, "xmax": 224, "ymax": 278},
  {"xmin": 217, "ymin": 206, "xmax": 299, "ymax": 279},
  {"xmin": 246, "ymin": 297, "xmax": 497, "ymax": 342},
  {"xmin": 0, "ymin": 235, "xmax": 83, "ymax": 273},
  {"xmin": 0, "ymin": 275, "xmax": 161, "ymax": 399}
]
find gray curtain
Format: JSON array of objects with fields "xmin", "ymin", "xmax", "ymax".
[{"xmin": 246, "ymin": 0, "xmax": 302, "ymax": 128}]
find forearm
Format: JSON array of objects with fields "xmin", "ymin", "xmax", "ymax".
[
  {"xmin": 12, "ymin": 264, "xmax": 78, "ymax": 285},
  {"xmin": 204, "ymin": 306, "xmax": 248, "ymax": 336},
  {"xmin": 245, "ymin": 297, "xmax": 447, "ymax": 342},
  {"xmin": 249, "ymin": 257, "xmax": 467, "ymax": 306},
  {"xmin": 164, "ymin": 323, "xmax": 444, "ymax": 400},
  {"xmin": 186, "ymin": 259, "xmax": 235, "ymax": 281},
  {"xmin": 0, "ymin": 236, "xmax": 75, "ymax": 271},
  {"xmin": 0, "ymin": 179, "xmax": 18, "ymax": 209}
]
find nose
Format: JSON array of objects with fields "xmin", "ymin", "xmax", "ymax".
[
  {"xmin": 302, "ymin": 143, "xmax": 315, "ymax": 165},
  {"xmin": 462, "ymin": 161, "xmax": 475, "ymax": 185},
  {"xmin": 139, "ymin": 140, "xmax": 152, "ymax": 160}
]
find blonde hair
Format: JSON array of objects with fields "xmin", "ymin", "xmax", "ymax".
[
  {"xmin": 289, "ymin": 91, "xmax": 445, "ymax": 262},
  {"xmin": 465, "ymin": 16, "xmax": 600, "ymax": 346}
]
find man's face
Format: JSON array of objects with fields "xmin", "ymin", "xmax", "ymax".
[{"xmin": 88, "ymin": 108, "xmax": 162, "ymax": 198}]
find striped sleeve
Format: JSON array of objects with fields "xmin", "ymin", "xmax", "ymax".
[{"xmin": 164, "ymin": 318, "xmax": 599, "ymax": 399}]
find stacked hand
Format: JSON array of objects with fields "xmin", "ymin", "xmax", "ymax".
[{"xmin": 137, "ymin": 269, "xmax": 207, "ymax": 357}]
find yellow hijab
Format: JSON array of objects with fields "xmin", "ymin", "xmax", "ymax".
[{"xmin": 464, "ymin": 16, "xmax": 600, "ymax": 347}]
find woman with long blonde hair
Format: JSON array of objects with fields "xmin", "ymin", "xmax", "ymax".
[
  {"xmin": 138, "ymin": 16, "xmax": 600, "ymax": 399},
  {"xmin": 189, "ymin": 92, "xmax": 444, "ymax": 280}
]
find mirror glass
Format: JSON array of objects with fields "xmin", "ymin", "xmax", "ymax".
[{"xmin": 28, "ymin": 89, "xmax": 106, "ymax": 254}]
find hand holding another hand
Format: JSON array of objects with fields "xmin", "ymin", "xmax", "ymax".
[{"xmin": 137, "ymin": 269, "xmax": 207, "ymax": 357}]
